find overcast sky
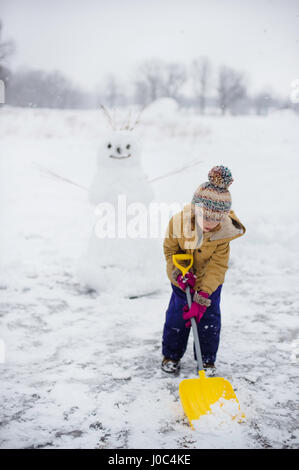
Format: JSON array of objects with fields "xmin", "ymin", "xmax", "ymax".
[{"xmin": 1, "ymin": 0, "xmax": 299, "ymax": 96}]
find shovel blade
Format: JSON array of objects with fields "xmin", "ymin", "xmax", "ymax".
[{"xmin": 179, "ymin": 371, "xmax": 240, "ymax": 425}]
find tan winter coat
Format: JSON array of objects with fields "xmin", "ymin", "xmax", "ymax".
[{"xmin": 163, "ymin": 203, "xmax": 246, "ymax": 295}]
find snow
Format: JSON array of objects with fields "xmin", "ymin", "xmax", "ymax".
[
  {"xmin": 142, "ymin": 98, "xmax": 179, "ymax": 121},
  {"xmin": 191, "ymin": 398, "xmax": 246, "ymax": 448},
  {"xmin": 0, "ymin": 105, "xmax": 299, "ymax": 449}
]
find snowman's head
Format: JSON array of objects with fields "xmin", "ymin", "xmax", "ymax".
[{"xmin": 98, "ymin": 130, "xmax": 142, "ymax": 169}]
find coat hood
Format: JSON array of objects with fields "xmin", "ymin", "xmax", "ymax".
[
  {"xmin": 208, "ymin": 209, "xmax": 246, "ymax": 244},
  {"xmin": 174, "ymin": 203, "xmax": 246, "ymax": 249}
]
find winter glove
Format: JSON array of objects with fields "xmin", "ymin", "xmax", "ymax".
[
  {"xmin": 174, "ymin": 270, "xmax": 196, "ymax": 292},
  {"xmin": 182, "ymin": 291, "xmax": 211, "ymax": 328}
]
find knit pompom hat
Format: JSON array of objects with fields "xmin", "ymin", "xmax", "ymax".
[{"xmin": 191, "ymin": 166, "xmax": 234, "ymax": 222}]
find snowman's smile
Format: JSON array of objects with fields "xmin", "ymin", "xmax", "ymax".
[{"xmin": 109, "ymin": 154, "xmax": 132, "ymax": 159}]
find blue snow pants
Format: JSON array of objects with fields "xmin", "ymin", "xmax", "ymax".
[{"xmin": 162, "ymin": 283, "xmax": 222, "ymax": 364}]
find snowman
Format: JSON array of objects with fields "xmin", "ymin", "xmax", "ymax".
[{"xmin": 77, "ymin": 108, "xmax": 162, "ymax": 297}]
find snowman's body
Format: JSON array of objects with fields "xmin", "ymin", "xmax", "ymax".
[{"xmin": 78, "ymin": 129, "xmax": 162, "ymax": 297}]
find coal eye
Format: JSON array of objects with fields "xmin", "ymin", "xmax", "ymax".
[
  {"xmin": 107, "ymin": 143, "xmax": 112, "ymax": 149},
  {"xmin": 126, "ymin": 144, "xmax": 131, "ymax": 149}
]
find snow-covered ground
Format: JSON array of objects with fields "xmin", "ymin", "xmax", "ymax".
[{"xmin": 0, "ymin": 105, "xmax": 298, "ymax": 449}]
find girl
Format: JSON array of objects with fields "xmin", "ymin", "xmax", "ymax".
[{"xmin": 162, "ymin": 165, "xmax": 246, "ymax": 374}]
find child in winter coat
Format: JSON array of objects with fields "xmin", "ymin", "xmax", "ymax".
[{"xmin": 162, "ymin": 166, "xmax": 246, "ymax": 374}]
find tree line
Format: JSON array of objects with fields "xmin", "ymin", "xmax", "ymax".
[{"xmin": 0, "ymin": 20, "xmax": 298, "ymax": 115}]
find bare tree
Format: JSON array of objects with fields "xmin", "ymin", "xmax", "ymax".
[
  {"xmin": 191, "ymin": 57, "xmax": 211, "ymax": 114},
  {"xmin": 6, "ymin": 68, "xmax": 87, "ymax": 108},
  {"xmin": 134, "ymin": 59, "xmax": 186, "ymax": 105},
  {"xmin": 161, "ymin": 62, "xmax": 186, "ymax": 99},
  {"xmin": 0, "ymin": 20, "xmax": 15, "ymax": 104},
  {"xmin": 136, "ymin": 59, "xmax": 165, "ymax": 103},
  {"xmin": 253, "ymin": 91, "xmax": 274, "ymax": 116},
  {"xmin": 97, "ymin": 74, "xmax": 128, "ymax": 107},
  {"xmin": 104, "ymin": 74, "xmax": 119, "ymax": 107},
  {"xmin": 0, "ymin": 20, "xmax": 15, "ymax": 64},
  {"xmin": 217, "ymin": 66, "xmax": 247, "ymax": 115},
  {"xmin": 134, "ymin": 79, "xmax": 149, "ymax": 106}
]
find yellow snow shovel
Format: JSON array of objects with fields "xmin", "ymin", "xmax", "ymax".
[{"xmin": 172, "ymin": 254, "xmax": 244, "ymax": 428}]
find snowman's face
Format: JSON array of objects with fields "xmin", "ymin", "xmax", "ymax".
[{"xmin": 99, "ymin": 131, "xmax": 142, "ymax": 166}]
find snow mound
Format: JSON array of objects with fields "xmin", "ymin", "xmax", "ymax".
[
  {"xmin": 191, "ymin": 398, "xmax": 247, "ymax": 448},
  {"xmin": 143, "ymin": 98, "xmax": 179, "ymax": 120},
  {"xmin": 192, "ymin": 398, "xmax": 244, "ymax": 429}
]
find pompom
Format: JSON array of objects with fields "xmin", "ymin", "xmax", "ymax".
[{"xmin": 208, "ymin": 165, "xmax": 233, "ymax": 189}]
